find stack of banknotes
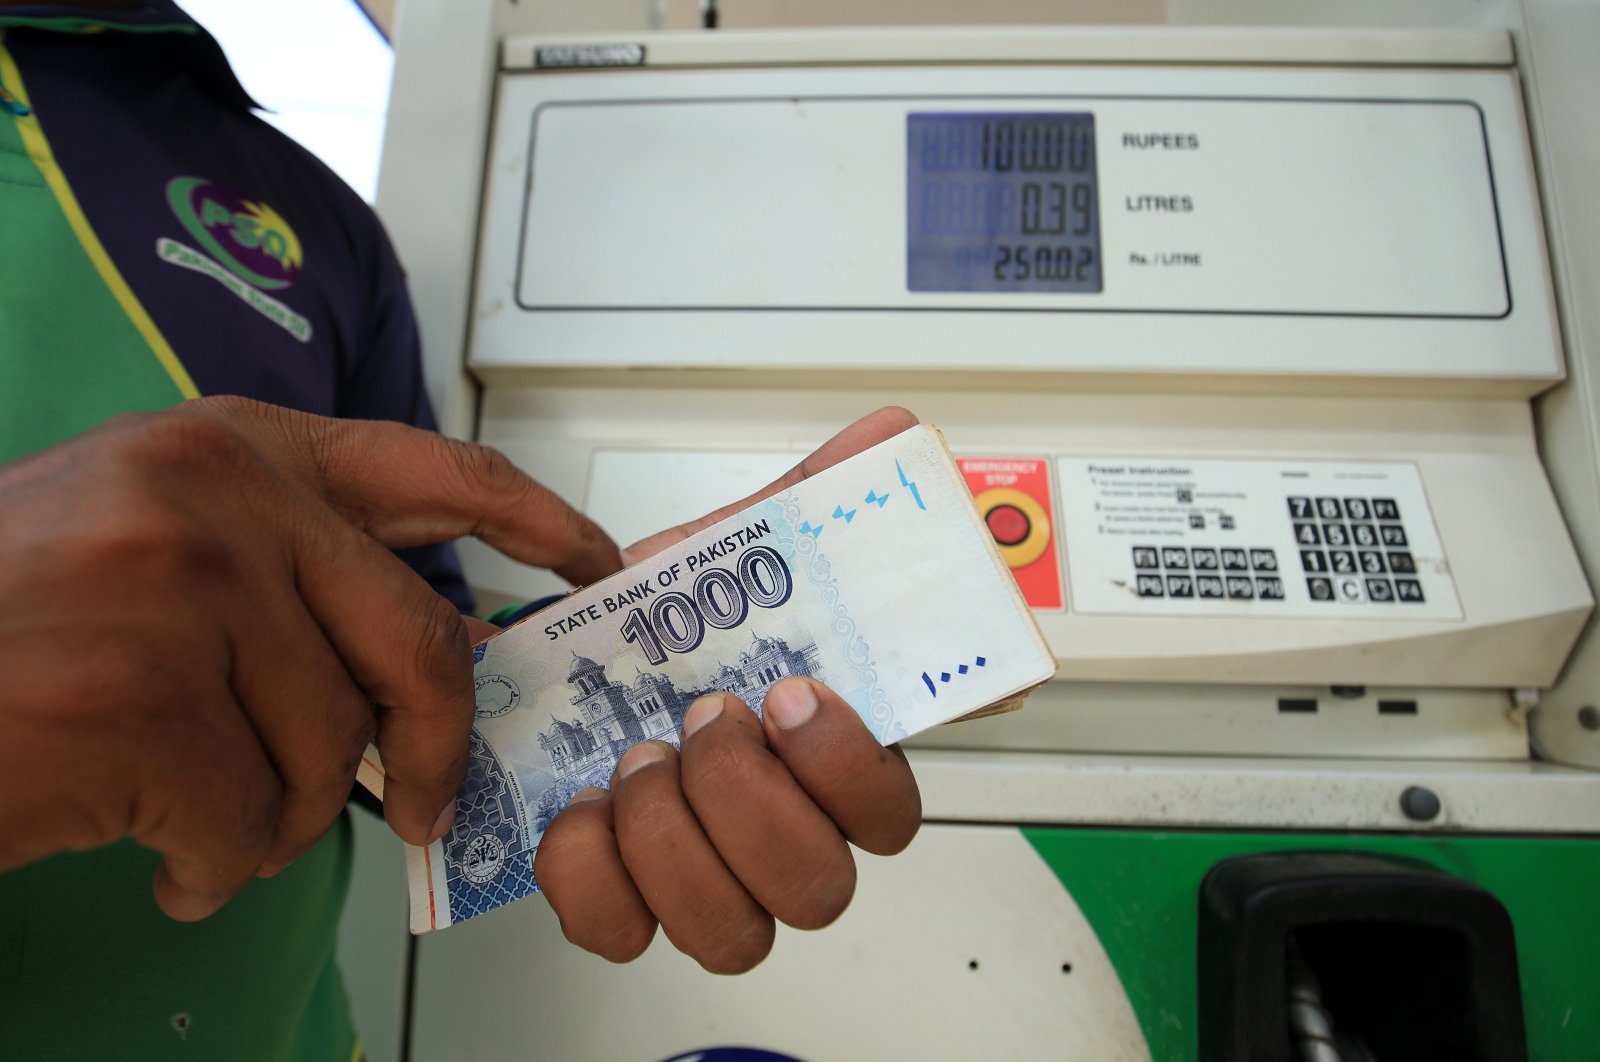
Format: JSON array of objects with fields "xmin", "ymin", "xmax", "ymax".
[{"xmin": 359, "ymin": 424, "xmax": 1055, "ymax": 933}]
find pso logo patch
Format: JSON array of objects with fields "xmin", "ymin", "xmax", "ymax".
[{"xmin": 165, "ymin": 175, "xmax": 302, "ymax": 290}]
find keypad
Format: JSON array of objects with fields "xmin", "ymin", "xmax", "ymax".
[
  {"xmin": 1287, "ymin": 495, "xmax": 1423, "ymax": 605},
  {"xmin": 1132, "ymin": 545, "xmax": 1282, "ymax": 600}
]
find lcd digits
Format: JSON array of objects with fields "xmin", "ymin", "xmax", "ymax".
[{"xmin": 907, "ymin": 112, "xmax": 1103, "ymax": 294}]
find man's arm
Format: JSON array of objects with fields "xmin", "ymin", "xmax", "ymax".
[
  {"xmin": 0, "ymin": 396, "xmax": 618, "ymax": 919},
  {"xmin": 0, "ymin": 397, "xmax": 921, "ymax": 975}
]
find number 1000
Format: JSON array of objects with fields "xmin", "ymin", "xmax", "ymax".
[{"xmin": 619, "ymin": 546, "xmax": 795, "ymax": 665}]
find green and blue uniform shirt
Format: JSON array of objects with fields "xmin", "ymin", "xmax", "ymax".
[{"xmin": 0, "ymin": 3, "xmax": 471, "ymax": 1057}]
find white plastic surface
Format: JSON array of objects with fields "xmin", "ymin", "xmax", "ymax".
[
  {"xmin": 586, "ymin": 448, "xmax": 799, "ymax": 545},
  {"xmin": 468, "ymin": 388, "xmax": 1591, "ymax": 692},
  {"xmin": 410, "ymin": 823, "xmax": 1151, "ymax": 1061},
  {"xmin": 520, "ymin": 97, "xmax": 1505, "ymax": 316},
  {"xmin": 472, "ymin": 61, "xmax": 1560, "ymax": 392},
  {"xmin": 503, "ymin": 25, "xmax": 1515, "ymax": 69}
]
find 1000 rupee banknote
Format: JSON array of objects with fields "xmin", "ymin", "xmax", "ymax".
[{"xmin": 361, "ymin": 425, "xmax": 1055, "ymax": 932}]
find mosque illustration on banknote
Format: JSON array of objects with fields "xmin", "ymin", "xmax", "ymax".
[
  {"xmin": 444, "ymin": 630, "xmax": 825, "ymax": 923},
  {"xmin": 528, "ymin": 633, "xmax": 821, "ymax": 832}
]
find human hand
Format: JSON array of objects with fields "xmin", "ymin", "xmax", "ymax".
[
  {"xmin": 0, "ymin": 396, "xmax": 620, "ymax": 920},
  {"xmin": 533, "ymin": 407, "xmax": 924, "ymax": 973}
]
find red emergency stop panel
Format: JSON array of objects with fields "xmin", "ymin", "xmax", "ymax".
[{"xmin": 957, "ymin": 457, "xmax": 1063, "ymax": 610}]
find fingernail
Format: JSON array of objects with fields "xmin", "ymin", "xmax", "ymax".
[
  {"xmin": 617, "ymin": 741, "xmax": 667, "ymax": 780},
  {"xmin": 163, "ymin": 887, "xmax": 231, "ymax": 923},
  {"xmin": 570, "ymin": 786, "xmax": 607, "ymax": 803},
  {"xmin": 683, "ymin": 693, "xmax": 725, "ymax": 738},
  {"xmin": 428, "ymin": 800, "xmax": 456, "ymax": 844},
  {"xmin": 765, "ymin": 678, "xmax": 818, "ymax": 730}
]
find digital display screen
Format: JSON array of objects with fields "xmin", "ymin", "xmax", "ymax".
[{"xmin": 907, "ymin": 112, "xmax": 1102, "ymax": 294}]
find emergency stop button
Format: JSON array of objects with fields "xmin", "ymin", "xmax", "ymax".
[
  {"xmin": 958, "ymin": 457, "xmax": 1062, "ymax": 610},
  {"xmin": 986, "ymin": 504, "xmax": 1031, "ymax": 546},
  {"xmin": 973, "ymin": 487, "xmax": 1051, "ymax": 569}
]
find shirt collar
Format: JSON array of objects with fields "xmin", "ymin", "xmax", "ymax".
[{"xmin": 0, "ymin": 2, "xmax": 261, "ymax": 112}]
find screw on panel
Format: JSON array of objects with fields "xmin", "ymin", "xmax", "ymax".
[
  {"xmin": 1330, "ymin": 686, "xmax": 1366, "ymax": 700},
  {"xmin": 1399, "ymin": 785, "xmax": 1442, "ymax": 822},
  {"xmin": 1578, "ymin": 706, "xmax": 1600, "ymax": 732},
  {"xmin": 968, "ymin": 959, "xmax": 979, "ymax": 971}
]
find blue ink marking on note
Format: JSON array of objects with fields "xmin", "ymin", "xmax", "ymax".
[
  {"xmin": 779, "ymin": 490, "xmax": 899, "ymax": 741},
  {"xmin": 921, "ymin": 656, "xmax": 989, "ymax": 697},
  {"xmin": 472, "ymin": 642, "xmax": 487, "ymax": 663},
  {"xmin": 798, "ymin": 520, "xmax": 824, "ymax": 539},
  {"xmin": 832, "ymin": 504, "xmax": 857, "ymax": 524},
  {"xmin": 895, "ymin": 460, "xmax": 927, "ymax": 511},
  {"xmin": 865, "ymin": 489, "xmax": 889, "ymax": 508}
]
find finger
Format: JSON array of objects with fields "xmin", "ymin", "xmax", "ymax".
[
  {"xmin": 533, "ymin": 787, "xmax": 657, "ymax": 963},
  {"xmin": 678, "ymin": 693, "xmax": 855, "ymax": 930},
  {"xmin": 622, "ymin": 406, "xmax": 919, "ymax": 564},
  {"xmin": 183, "ymin": 398, "xmax": 623, "ymax": 587},
  {"xmin": 611, "ymin": 741, "xmax": 775, "ymax": 974},
  {"xmin": 226, "ymin": 579, "xmax": 377, "ymax": 877},
  {"xmin": 289, "ymin": 511, "xmax": 477, "ymax": 846},
  {"xmin": 760, "ymin": 678, "xmax": 921, "ymax": 856},
  {"xmin": 138, "ymin": 690, "xmax": 284, "ymax": 921},
  {"xmin": 462, "ymin": 615, "xmax": 501, "ymax": 644}
]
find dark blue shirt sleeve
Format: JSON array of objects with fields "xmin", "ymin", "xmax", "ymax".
[{"xmin": 336, "ymin": 216, "xmax": 476, "ymax": 615}]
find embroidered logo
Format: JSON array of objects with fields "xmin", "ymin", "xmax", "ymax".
[
  {"xmin": 165, "ymin": 176, "xmax": 302, "ymax": 289},
  {"xmin": 160, "ymin": 176, "xmax": 312, "ymax": 342}
]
